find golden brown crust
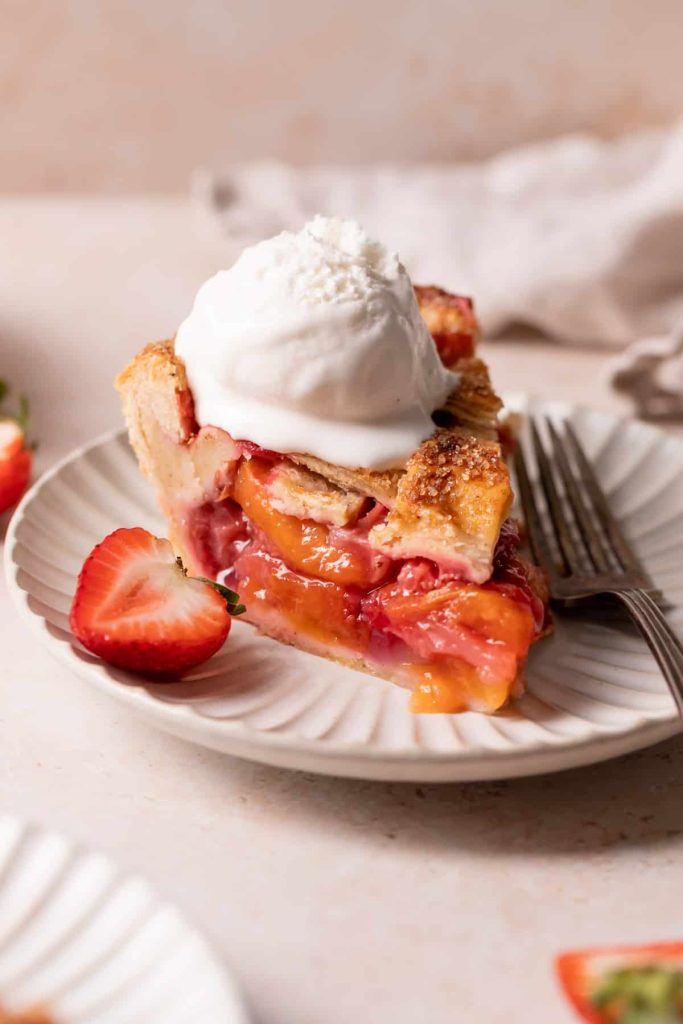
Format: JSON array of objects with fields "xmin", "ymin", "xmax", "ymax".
[
  {"xmin": 115, "ymin": 342, "xmax": 240, "ymax": 559},
  {"xmin": 115, "ymin": 341, "xmax": 191, "ymax": 424},
  {"xmin": 114, "ymin": 341, "xmax": 196, "ymax": 481},
  {"xmin": 290, "ymin": 453, "xmax": 401, "ymax": 508},
  {"xmin": 266, "ymin": 460, "xmax": 367, "ymax": 526},
  {"xmin": 440, "ymin": 357, "xmax": 503, "ymax": 434},
  {"xmin": 369, "ymin": 427, "xmax": 511, "ymax": 583},
  {"xmin": 414, "ymin": 284, "xmax": 478, "ymax": 365},
  {"xmin": 290, "ymin": 359, "xmax": 502, "ymax": 499}
]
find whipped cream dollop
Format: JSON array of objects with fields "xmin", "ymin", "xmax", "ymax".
[{"xmin": 175, "ymin": 216, "xmax": 458, "ymax": 470}]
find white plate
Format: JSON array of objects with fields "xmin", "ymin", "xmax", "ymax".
[
  {"xmin": 5, "ymin": 396, "xmax": 683, "ymax": 782},
  {"xmin": 0, "ymin": 817, "xmax": 248, "ymax": 1023}
]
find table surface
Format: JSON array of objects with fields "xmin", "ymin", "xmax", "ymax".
[{"xmin": 2, "ymin": 197, "xmax": 682, "ymax": 1024}]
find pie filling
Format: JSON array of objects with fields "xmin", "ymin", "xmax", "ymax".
[{"xmin": 176, "ymin": 435, "xmax": 548, "ymax": 714}]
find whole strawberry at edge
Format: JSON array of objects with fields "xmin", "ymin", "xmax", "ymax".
[
  {"xmin": 70, "ymin": 527, "xmax": 245, "ymax": 677},
  {"xmin": 0, "ymin": 380, "xmax": 33, "ymax": 514}
]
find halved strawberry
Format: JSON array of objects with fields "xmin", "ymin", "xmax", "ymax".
[
  {"xmin": 556, "ymin": 941, "xmax": 683, "ymax": 1022},
  {"xmin": 0, "ymin": 420, "xmax": 32, "ymax": 513},
  {"xmin": 70, "ymin": 527, "xmax": 244, "ymax": 676}
]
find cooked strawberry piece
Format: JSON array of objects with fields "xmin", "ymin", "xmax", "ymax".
[
  {"xmin": 184, "ymin": 498, "xmax": 248, "ymax": 578},
  {"xmin": 414, "ymin": 285, "xmax": 478, "ymax": 365},
  {"xmin": 238, "ymin": 440, "xmax": 281, "ymax": 461},
  {"xmin": 70, "ymin": 527, "xmax": 236, "ymax": 676},
  {"xmin": 234, "ymin": 457, "xmax": 392, "ymax": 588},
  {"xmin": 392, "ymin": 619, "xmax": 519, "ymax": 683},
  {"xmin": 433, "ymin": 331, "xmax": 476, "ymax": 365},
  {"xmin": 362, "ymin": 564, "xmax": 536, "ymax": 709},
  {"xmin": 370, "ymin": 579, "xmax": 535, "ymax": 661},
  {"xmin": 491, "ymin": 518, "xmax": 549, "ymax": 631},
  {"xmin": 0, "ymin": 421, "xmax": 32, "ymax": 513}
]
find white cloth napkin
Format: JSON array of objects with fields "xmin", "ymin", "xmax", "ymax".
[{"xmin": 194, "ymin": 121, "xmax": 683, "ymax": 419}]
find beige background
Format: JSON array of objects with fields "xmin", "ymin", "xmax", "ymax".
[{"xmin": 3, "ymin": 0, "xmax": 683, "ymax": 192}]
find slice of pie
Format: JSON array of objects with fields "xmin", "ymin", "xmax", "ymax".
[{"xmin": 117, "ymin": 283, "xmax": 547, "ymax": 714}]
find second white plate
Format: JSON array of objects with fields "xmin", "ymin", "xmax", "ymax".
[
  {"xmin": 5, "ymin": 396, "xmax": 683, "ymax": 782},
  {"xmin": 0, "ymin": 817, "xmax": 248, "ymax": 1023}
]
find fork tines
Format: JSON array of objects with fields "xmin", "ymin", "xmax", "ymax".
[
  {"xmin": 514, "ymin": 416, "xmax": 656, "ymax": 598},
  {"xmin": 513, "ymin": 413, "xmax": 683, "ymax": 713}
]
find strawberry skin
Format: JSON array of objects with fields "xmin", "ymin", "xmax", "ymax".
[
  {"xmin": 70, "ymin": 527, "xmax": 232, "ymax": 676},
  {"xmin": 0, "ymin": 421, "xmax": 32, "ymax": 513}
]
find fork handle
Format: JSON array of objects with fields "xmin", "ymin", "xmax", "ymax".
[{"xmin": 613, "ymin": 589, "xmax": 683, "ymax": 715}]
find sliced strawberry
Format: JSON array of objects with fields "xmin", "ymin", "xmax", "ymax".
[
  {"xmin": 556, "ymin": 941, "xmax": 683, "ymax": 1023},
  {"xmin": 70, "ymin": 527, "xmax": 242, "ymax": 676},
  {"xmin": 0, "ymin": 421, "xmax": 32, "ymax": 513}
]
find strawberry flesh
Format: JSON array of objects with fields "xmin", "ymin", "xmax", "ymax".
[
  {"xmin": 70, "ymin": 527, "xmax": 232, "ymax": 676},
  {"xmin": 0, "ymin": 422, "xmax": 32, "ymax": 513}
]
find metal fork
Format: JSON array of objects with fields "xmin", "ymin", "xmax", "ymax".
[{"xmin": 513, "ymin": 416, "xmax": 683, "ymax": 714}]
